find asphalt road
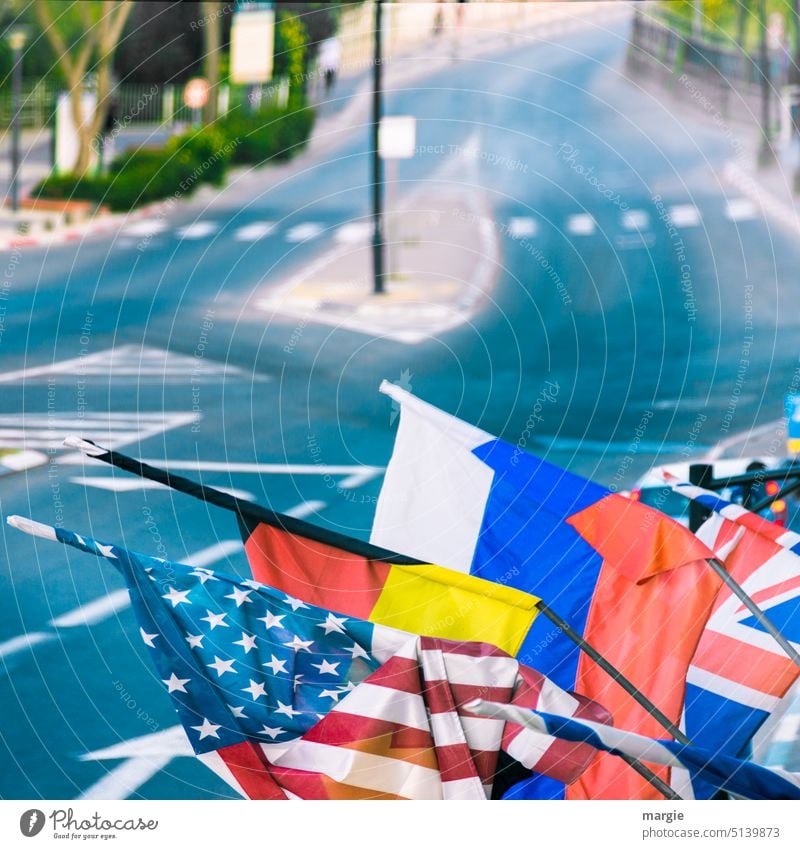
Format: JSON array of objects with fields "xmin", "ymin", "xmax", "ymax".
[{"xmin": 2, "ymin": 15, "xmax": 799, "ymax": 798}]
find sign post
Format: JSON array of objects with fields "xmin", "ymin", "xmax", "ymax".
[{"xmin": 183, "ymin": 77, "xmax": 210, "ymax": 127}]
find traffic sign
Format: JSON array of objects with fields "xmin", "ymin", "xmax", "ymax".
[
  {"xmin": 786, "ymin": 394, "xmax": 800, "ymax": 453},
  {"xmin": 183, "ymin": 77, "xmax": 210, "ymax": 110},
  {"xmin": 379, "ymin": 115, "xmax": 416, "ymax": 159}
]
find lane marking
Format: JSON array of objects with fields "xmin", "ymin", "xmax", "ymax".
[
  {"xmin": 233, "ymin": 221, "xmax": 276, "ymax": 242},
  {"xmin": 50, "ymin": 590, "xmax": 131, "ymax": 629},
  {"xmin": 507, "ymin": 217, "xmax": 537, "ymax": 239},
  {"xmin": 285, "ymin": 222, "xmax": 323, "ymax": 243},
  {"xmin": 61, "ymin": 458, "xmax": 385, "ymax": 476},
  {"xmin": 0, "ymin": 631, "xmax": 54, "ymax": 659},
  {"xmin": 566, "ymin": 213, "xmax": 595, "ymax": 235},
  {"xmin": 622, "ymin": 209, "xmax": 649, "ymax": 230},
  {"xmin": 0, "ymin": 344, "xmax": 260, "ymax": 385},
  {"xmin": 334, "ymin": 222, "xmax": 373, "ymax": 244},
  {"xmin": 284, "ymin": 500, "xmax": 327, "ymax": 520},
  {"xmin": 176, "ymin": 221, "xmax": 219, "ymax": 240},
  {"xmin": 337, "ymin": 469, "xmax": 383, "ymax": 489},
  {"xmin": 79, "ymin": 754, "xmax": 175, "ymax": 801},
  {"xmin": 122, "ymin": 220, "xmax": 168, "ymax": 238},
  {"xmin": 68, "ymin": 476, "xmax": 255, "ymax": 501},
  {"xmin": 725, "ymin": 198, "xmax": 759, "ymax": 222},
  {"xmin": 1, "ymin": 540, "xmax": 244, "ymax": 660},
  {"xmin": 668, "ymin": 204, "xmax": 702, "ymax": 228}
]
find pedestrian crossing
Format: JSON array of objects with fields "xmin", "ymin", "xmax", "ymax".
[
  {"xmin": 504, "ymin": 197, "xmax": 762, "ymax": 245},
  {"xmin": 116, "ymin": 197, "xmax": 763, "ymax": 252},
  {"xmin": 0, "ymin": 411, "xmax": 198, "ymax": 452},
  {"xmin": 0, "ymin": 344, "xmax": 259, "ymax": 385}
]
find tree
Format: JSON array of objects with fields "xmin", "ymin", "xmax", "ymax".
[
  {"xmin": 34, "ymin": 0, "xmax": 132, "ymax": 175},
  {"xmin": 201, "ymin": 1, "xmax": 224, "ymax": 124}
]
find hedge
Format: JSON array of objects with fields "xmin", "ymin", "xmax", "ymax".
[{"xmin": 32, "ymin": 105, "xmax": 315, "ymax": 212}]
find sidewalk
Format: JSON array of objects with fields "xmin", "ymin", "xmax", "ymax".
[{"xmin": 256, "ymin": 182, "xmax": 498, "ymax": 345}]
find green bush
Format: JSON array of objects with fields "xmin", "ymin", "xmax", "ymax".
[
  {"xmin": 217, "ymin": 106, "xmax": 314, "ymax": 166},
  {"xmin": 33, "ymin": 106, "xmax": 314, "ymax": 211}
]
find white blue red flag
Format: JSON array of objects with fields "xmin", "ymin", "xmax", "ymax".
[
  {"xmin": 670, "ymin": 483, "xmax": 800, "ymax": 798},
  {"xmin": 371, "ymin": 382, "xmax": 722, "ymax": 799},
  {"xmin": 8, "ymin": 516, "xmax": 609, "ymax": 800},
  {"xmin": 468, "ymin": 700, "xmax": 800, "ymax": 800}
]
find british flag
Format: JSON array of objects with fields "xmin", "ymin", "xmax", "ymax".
[
  {"xmin": 9, "ymin": 516, "xmax": 610, "ymax": 800},
  {"xmin": 671, "ymin": 484, "xmax": 800, "ymax": 798}
]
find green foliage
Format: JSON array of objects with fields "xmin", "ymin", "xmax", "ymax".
[
  {"xmin": 274, "ymin": 12, "xmax": 308, "ymax": 107},
  {"xmin": 215, "ymin": 106, "xmax": 315, "ymax": 166},
  {"xmin": 33, "ymin": 106, "xmax": 314, "ymax": 211}
]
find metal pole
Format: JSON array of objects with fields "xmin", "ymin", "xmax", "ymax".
[
  {"xmin": 707, "ymin": 557, "xmax": 800, "ymax": 669},
  {"xmin": 688, "ymin": 463, "xmax": 713, "ymax": 532},
  {"xmin": 10, "ymin": 42, "xmax": 23, "ymax": 213},
  {"xmin": 371, "ymin": 0, "xmax": 386, "ymax": 295},
  {"xmin": 758, "ymin": 0, "xmax": 774, "ymax": 166}
]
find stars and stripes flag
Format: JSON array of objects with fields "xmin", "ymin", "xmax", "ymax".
[
  {"xmin": 467, "ymin": 700, "xmax": 800, "ymax": 801},
  {"xmin": 8, "ymin": 516, "xmax": 610, "ymax": 800},
  {"xmin": 669, "ymin": 483, "xmax": 800, "ymax": 798}
]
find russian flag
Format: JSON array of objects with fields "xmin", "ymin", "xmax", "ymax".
[{"xmin": 371, "ymin": 382, "xmax": 722, "ymax": 799}]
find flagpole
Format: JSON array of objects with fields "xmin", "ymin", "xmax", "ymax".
[
  {"xmin": 63, "ymin": 436, "xmax": 691, "ymax": 745},
  {"xmin": 705, "ymin": 556, "xmax": 800, "ymax": 669}
]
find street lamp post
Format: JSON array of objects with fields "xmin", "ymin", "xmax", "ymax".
[
  {"xmin": 5, "ymin": 26, "xmax": 29, "ymax": 213},
  {"xmin": 371, "ymin": 0, "xmax": 386, "ymax": 295},
  {"xmin": 757, "ymin": 0, "xmax": 774, "ymax": 166}
]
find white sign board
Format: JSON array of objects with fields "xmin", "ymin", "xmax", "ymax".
[
  {"xmin": 231, "ymin": 9, "xmax": 275, "ymax": 85},
  {"xmin": 55, "ymin": 91, "xmax": 98, "ymax": 175},
  {"xmin": 379, "ymin": 115, "xmax": 417, "ymax": 159}
]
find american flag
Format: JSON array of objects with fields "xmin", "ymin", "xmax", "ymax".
[
  {"xmin": 14, "ymin": 517, "xmax": 610, "ymax": 800},
  {"xmin": 670, "ymin": 484, "xmax": 800, "ymax": 798}
]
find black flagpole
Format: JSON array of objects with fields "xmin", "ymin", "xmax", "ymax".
[{"xmin": 63, "ymin": 436, "xmax": 692, "ymax": 750}]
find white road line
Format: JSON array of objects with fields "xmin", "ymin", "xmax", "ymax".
[
  {"xmin": 233, "ymin": 221, "xmax": 276, "ymax": 242},
  {"xmin": 61, "ymin": 458, "xmax": 385, "ymax": 475},
  {"xmin": 566, "ymin": 213, "xmax": 595, "ymax": 235},
  {"xmin": 123, "ymin": 220, "xmax": 168, "ymax": 238},
  {"xmin": 334, "ymin": 222, "xmax": 373, "ymax": 244},
  {"xmin": 2, "ymin": 540, "xmax": 244, "ymax": 660},
  {"xmin": 78, "ymin": 754, "xmax": 176, "ymax": 801},
  {"xmin": 176, "ymin": 221, "xmax": 219, "ymax": 240},
  {"xmin": 668, "ymin": 204, "xmax": 702, "ymax": 228},
  {"xmin": 50, "ymin": 589, "xmax": 131, "ymax": 629},
  {"xmin": 67, "ymin": 476, "xmax": 254, "ymax": 501},
  {"xmin": 285, "ymin": 222, "xmax": 323, "ymax": 243},
  {"xmin": 284, "ymin": 500, "xmax": 327, "ymax": 520},
  {"xmin": 507, "ymin": 217, "xmax": 538, "ymax": 239},
  {"xmin": 622, "ymin": 210, "xmax": 649, "ymax": 230},
  {"xmin": 0, "ymin": 631, "xmax": 54, "ymax": 659},
  {"xmin": 338, "ymin": 469, "xmax": 383, "ymax": 489},
  {"xmin": 725, "ymin": 198, "xmax": 759, "ymax": 222}
]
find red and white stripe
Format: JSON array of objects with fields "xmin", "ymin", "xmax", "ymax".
[{"xmin": 200, "ymin": 636, "xmax": 607, "ymax": 799}]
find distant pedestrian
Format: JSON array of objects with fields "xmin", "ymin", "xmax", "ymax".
[{"xmin": 319, "ymin": 37, "xmax": 341, "ymax": 94}]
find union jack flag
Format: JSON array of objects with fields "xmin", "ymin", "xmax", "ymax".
[
  {"xmin": 10, "ymin": 517, "xmax": 609, "ymax": 800},
  {"xmin": 671, "ymin": 484, "xmax": 800, "ymax": 798}
]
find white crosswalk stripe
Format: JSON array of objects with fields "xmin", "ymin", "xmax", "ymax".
[
  {"xmin": 507, "ymin": 217, "xmax": 538, "ymax": 238},
  {"xmin": 334, "ymin": 222, "xmax": 373, "ymax": 244},
  {"xmin": 668, "ymin": 204, "xmax": 702, "ymax": 228},
  {"xmin": 725, "ymin": 198, "xmax": 759, "ymax": 222},
  {"xmin": 622, "ymin": 210, "xmax": 649, "ymax": 230},
  {"xmin": 122, "ymin": 220, "xmax": 168, "ymax": 237},
  {"xmin": 176, "ymin": 221, "xmax": 219, "ymax": 240},
  {"xmin": 0, "ymin": 411, "xmax": 198, "ymax": 451},
  {"xmin": 566, "ymin": 213, "xmax": 596, "ymax": 235},
  {"xmin": 0, "ymin": 345, "xmax": 260, "ymax": 385},
  {"xmin": 233, "ymin": 221, "xmax": 276, "ymax": 241},
  {"xmin": 285, "ymin": 222, "xmax": 324, "ymax": 243}
]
